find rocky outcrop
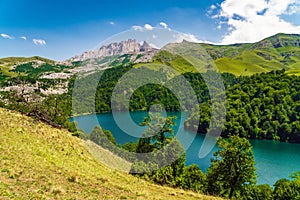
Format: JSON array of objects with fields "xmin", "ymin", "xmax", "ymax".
[{"xmin": 70, "ymin": 39, "xmax": 157, "ymax": 62}]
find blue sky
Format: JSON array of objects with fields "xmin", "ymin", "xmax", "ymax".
[{"xmin": 1, "ymin": 0, "xmax": 300, "ymax": 61}]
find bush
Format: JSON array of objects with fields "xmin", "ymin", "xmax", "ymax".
[
  {"xmin": 238, "ymin": 184, "xmax": 273, "ymax": 200},
  {"xmin": 273, "ymin": 178, "xmax": 300, "ymax": 200},
  {"xmin": 180, "ymin": 164, "xmax": 206, "ymax": 193}
]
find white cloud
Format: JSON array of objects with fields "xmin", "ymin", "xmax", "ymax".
[
  {"xmin": 152, "ymin": 34, "xmax": 157, "ymax": 39},
  {"xmin": 267, "ymin": 0, "xmax": 300, "ymax": 16},
  {"xmin": 213, "ymin": 0, "xmax": 300, "ymax": 44},
  {"xmin": 33, "ymin": 39, "xmax": 46, "ymax": 46},
  {"xmin": 159, "ymin": 22, "xmax": 168, "ymax": 29},
  {"xmin": 210, "ymin": 5, "xmax": 217, "ymax": 10},
  {"xmin": 132, "ymin": 24, "xmax": 154, "ymax": 31},
  {"xmin": 109, "ymin": 21, "xmax": 115, "ymax": 25},
  {"xmin": 1, "ymin": 33, "xmax": 13, "ymax": 40},
  {"xmin": 132, "ymin": 25, "xmax": 144, "ymax": 31},
  {"xmin": 20, "ymin": 36, "xmax": 27, "ymax": 40},
  {"xmin": 207, "ymin": 4, "xmax": 217, "ymax": 15},
  {"xmin": 218, "ymin": 0, "xmax": 268, "ymax": 19},
  {"xmin": 144, "ymin": 24, "xmax": 154, "ymax": 30}
]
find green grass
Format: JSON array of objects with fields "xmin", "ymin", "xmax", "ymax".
[
  {"xmin": 0, "ymin": 56, "xmax": 55, "ymax": 65},
  {"xmin": 151, "ymin": 50, "xmax": 198, "ymax": 73},
  {"xmin": 134, "ymin": 62, "xmax": 166, "ymax": 70},
  {"xmin": 0, "ymin": 65, "xmax": 22, "ymax": 78},
  {"xmin": 286, "ymin": 69, "xmax": 300, "ymax": 76},
  {"xmin": 0, "ymin": 56, "xmax": 56, "ymax": 80},
  {"xmin": 215, "ymin": 57, "xmax": 268, "ymax": 75},
  {"xmin": 157, "ymin": 33, "xmax": 300, "ymax": 76},
  {"xmin": 205, "ymin": 43, "xmax": 295, "ymax": 75},
  {"xmin": 0, "ymin": 108, "xmax": 222, "ymax": 200}
]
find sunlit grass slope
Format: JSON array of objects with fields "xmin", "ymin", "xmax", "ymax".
[
  {"xmin": 152, "ymin": 33, "xmax": 300, "ymax": 76},
  {"xmin": 0, "ymin": 108, "xmax": 221, "ymax": 200}
]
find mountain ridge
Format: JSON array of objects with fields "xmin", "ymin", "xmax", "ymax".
[
  {"xmin": 69, "ymin": 39, "xmax": 158, "ymax": 62},
  {"xmin": 1, "ymin": 33, "xmax": 300, "ymax": 77},
  {"xmin": 163, "ymin": 33, "xmax": 300, "ymax": 75}
]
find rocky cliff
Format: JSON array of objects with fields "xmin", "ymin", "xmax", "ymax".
[{"xmin": 70, "ymin": 39, "xmax": 158, "ymax": 62}]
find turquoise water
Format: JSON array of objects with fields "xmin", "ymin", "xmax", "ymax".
[{"xmin": 71, "ymin": 111, "xmax": 300, "ymax": 186}]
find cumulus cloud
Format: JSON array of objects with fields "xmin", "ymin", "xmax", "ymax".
[
  {"xmin": 159, "ymin": 22, "xmax": 168, "ymax": 29},
  {"xmin": 33, "ymin": 39, "xmax": 46, "ymax": 46},
  {"xmin": 20, "ymin": 36, "xmax": 27, "ymax": 40},
  {"xmin": 1, "ymin": 33, "xmax": 13, "ymax": 39},
  {"xmin": 212, "ymin": 0, "xmax": 300, "ymax": 44},
  {"xmin": 144, "ymin": 24, "xmax": 154, "ymax": 30},
  {"xmin": 132, "ymin": 24, "xmax": 154, "ymax": 31}
]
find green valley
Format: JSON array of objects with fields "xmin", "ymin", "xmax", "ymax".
[{"xmin": 1, "ymin": 33, "xmax": 300, "ymax": 200}]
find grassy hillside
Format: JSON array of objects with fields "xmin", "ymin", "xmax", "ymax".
[
  {"xmin": 0, "ymin": 108, "xmax": 221, "ymax": 200},
  {"xmin": 0, "ymin": 56, "xmax": 58, "ymax": 81},
  {"xmin": 0, "ymin": 56, "xmax": 55, "ymax": 65},
  {"xmin": 158, "ymin": 33, "xmax": 300, "ymax": 76}
]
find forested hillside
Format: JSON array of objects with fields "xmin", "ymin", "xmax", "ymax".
[{"xmin": 185, "ymin": 70, "xmax": 300, "ymax": 143}]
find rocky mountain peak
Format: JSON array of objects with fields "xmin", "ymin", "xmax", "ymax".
[
  {"xmin": 140, "ymin": 41, "xmax": 152, "ymax": 52},
  {"xmin": 69, "ymin": 39, "xmax": 157, "ymax": 62}
]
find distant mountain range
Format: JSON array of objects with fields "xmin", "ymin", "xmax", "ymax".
[
  {"xmin": 1, "ymin": 33, "xmax": 300, "ymax": 79},
  {"xmin": 64, "ymin": 33, "xmax": 300, "ymax": 76},
  {"xmin": 69, "ymin": 39, "xmax": 158, "ymax": 63}
]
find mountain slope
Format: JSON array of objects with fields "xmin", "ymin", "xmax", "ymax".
[
  {"xmin": 0, "ymin": 56, "xmax": 56, "ymax": 80},
  {"xmin": 0, "ymin": 108, "xmax": 221, "ymax": 200},
  {"xmin": 0, "ymin": 56, "xmax": 55, "ymax": 65},
  {"xmin": 155, "ymin": 33, "xmax": 300, "ymax": 76},
  {"xmin": 208, "ymin": 34, "xmax": 300, "ymax": 75}
]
